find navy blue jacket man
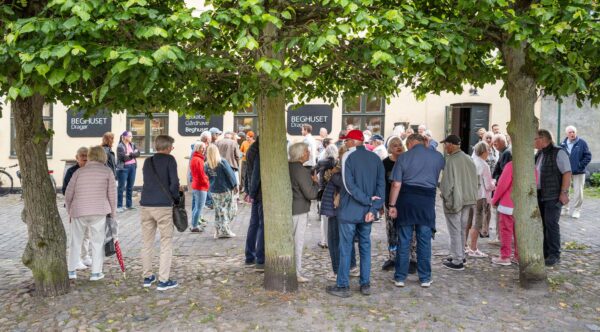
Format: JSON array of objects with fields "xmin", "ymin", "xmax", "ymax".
[
  {"xmin": 327, "ymin": 130, "xmax": 385, "ymax": 298},
  {"xmin": 560, "ymin": 127, "xmax": 591, "ymax": 219}
]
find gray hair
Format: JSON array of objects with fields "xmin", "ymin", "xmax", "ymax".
[
  {"xmin": 200, "ymin": 131, "xmax": 212, "ymax": 143},
  {"xmin": 154, "ymin": 135, "xmax": 174, "ymax": 151},
  {"xmin": 387, "ymin": 136, "xmax": 403, "ymax": 154},
  {"xmin": 406, "ymin": 133, "xmax": 425, "ymax": 145},
  {"xmin": 493, "ymin": 133, "xmax": 507, "ymax": 144},
  {"xmin": 224, "ymin": 131, "xmax": 235, "ymax": 139},
  {"xmin": 288, "ymin": 142, "xmax": 309, "ymax": 162},
  {"xmin": 473, "ymin": 141, "xmax": 488, "ymax": 156},
  {"xmin": 194, "ymin": 142, "xmax": 206, "ymax": 152},
  {"xmin": 76, "ymin": 146, "xmax": 89, "ymax": 157},
  {"xmin": 565, "ymin": 125, "xmax": 577, "ymax": 134},
  {"xmin": 537, "ymin": 129, "xmax": 554, "ymax": 144},
  {"xmin": 323, "ymin": 144, "xmax": 339, "ymax": 160}
]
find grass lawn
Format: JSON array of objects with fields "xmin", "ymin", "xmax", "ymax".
[{"xmin": 584, "ymin": 186, "xmax": 600, "ymax": 199}]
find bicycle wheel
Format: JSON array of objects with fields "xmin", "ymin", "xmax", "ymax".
[{"xmin": 0, "ymin": 171, "xmax": 13, "ymax": 197}]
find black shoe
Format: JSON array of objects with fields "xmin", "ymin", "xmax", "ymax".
[
  {"xmin": 443, "ymin": 261, "xmax": 465, "ymax": 271},
  {"xmin": 444, "ymin": 257, "xmax": 467, "ymax": 264},
  {"xmin": 545, "ymin": 256, "xmax": 560, "ymax": 266},
  {"xmin": 205, "ymin": 205, "xmax": 214, "ymax": 210},
  {"xmin": 382, "ymin": 260, "xmax": 395, "ymax": 271},
  {"xmin": 326, "ymin": 285, "xmax": 351, "ymax": 298},
  {"xmin": 408, "ymin": 261, "xmax": 418, "ymax": 274},
  {"xmin": 244, "ymin": 260, "xmax": 255, "ymax": 267},
  {"xmin": 360, "ymin": 284, "xmax": 371, "ymax": 296}
]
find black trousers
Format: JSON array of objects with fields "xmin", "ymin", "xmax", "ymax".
[{"xmin": 538, "ymin": 194, "xmax": 562, "ymax": 259}]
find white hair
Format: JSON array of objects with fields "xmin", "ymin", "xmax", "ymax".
[
  {"xmin": 493, "ymin": 133, "xmax": 507, "ymax": 144},
  {"xmin": 194, "ymin": 142, "xmax": 206, "ymax": 152},
  {"xmin": 565, "ymin": 125, "xmax": 577, "ymax": 134},
  {"xmin": 425, "ymin": 129, "xmax": 433, "ymax": 137},
  {"xmin": 288, "ymin": 142, "xmax": 308, "ymax": 162},
  {"xmin": 323, "ymin": 144, "xmax": 339, "ymax": 160},
  {"xmin": 418, "ymin": 124, "xmax": 427, "ymax": 130},
  {"xmin": 200, "ymin": 131, "xmax": 212, "ymax": 143}
]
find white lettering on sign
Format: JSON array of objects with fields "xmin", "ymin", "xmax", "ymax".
[
  {"xmin": 70, "ymin": 117, "xmax": 108, "ymax": 130},
  {"xmin": 289, "ymin": 115, "xmax": 329, "ymax": 128}
]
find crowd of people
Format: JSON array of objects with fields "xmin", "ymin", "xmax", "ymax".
[{"xmin": 60, "ymin": 121, "xmax": 591, "ymax": 295}]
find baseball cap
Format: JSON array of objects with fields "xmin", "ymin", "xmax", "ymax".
[
  {"xmin": 371, "ymin": 134, "xmax": 384, "ymax": 141},
  {"xmin": 340, "ymin": 129, "xmax": 364, "ymax": 142},
  {"xmin": 209, "ymin": 127, "xmax": 222, "ymax": 135},
  {"xmin": 440, "ymin": 134, "xmax": 461, "ymax": 145}
]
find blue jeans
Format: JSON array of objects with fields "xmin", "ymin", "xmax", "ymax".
[
  {"xmin": 245, "ymin": 200, "xmax": 265, "ymax": 264},
  {"xmin": 336, "ymin": 221, "xmax": 371, "ymax": 288},
  {"xmin": 205, "ymin": 191, "xmax": 214, "ymax": 207},
  {"xmin": 395, "ymin": 224, "xmax": 432, "ymax": 283},
  {"xmin": 327, "ymin": 216, "xmax": 357, "ymax": 274},
  {"xmin": 191, "ymin": 190, "xmax": 208, "ymax": 228},
  {"xmin": 117, "ymin": 164, "xmax": 136, "ymax": 208}
]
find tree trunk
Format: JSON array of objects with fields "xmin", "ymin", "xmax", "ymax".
[
  {"xmin": 13, "ymin": 95, "xmax": 70, "ymax": 297},
  {"xmin": 502, "ymin": 43, "xmax": 547, "ymax": 289},
  {"xmin": 256, "ymin": 20, "xmax": 298, "ymax": 292}
]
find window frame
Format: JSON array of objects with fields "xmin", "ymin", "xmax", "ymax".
[
  {"xmin": 126, "ymin": 113, "xmax": 169, "ymax": 156},
  {"xmin": 341, "ymin": 94, "xmax": 385, "ymax": 136},
  {"xmin": 10, "ymin": 104, "xmax": 53, "ymax": 158},
  {"xmin": 233, "ymin": 104, "xmax": 258, "ymax": 133}
]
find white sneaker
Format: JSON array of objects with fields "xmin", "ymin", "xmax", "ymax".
[
  {"xmin": 116, "ymin": 208, "xmax": 125, "ymax": 213},
  {"xmin": 392, "ymin": 279, "xmax": 405, "ymax": 287},
  {"xmin": 297, "ymin": 275, "xmax": 310, "ymax": 283},
  {"xmin": 82, "ymin": 256, "xmax": 92, "ymax": 266},
  {"xmin": 90, "ymin": 273, "xmax": 105, "ymax": 281},
  {"xmin": 420, "ymin": 280, "xmax": 432, "ymax": 288},
  {"xmin": 571, "ymin": 211, "xmax": 581, "ymax": 219},
  {"xmin": 349, "ymin": 267, "xmax": 360, "ymax": 277},
  {"xmin": 76, "ymin": 261, "xmax": 88, "ymax": 270},
  {"xmin": 326, "ymin": 272, "xmax": 337, "ymax": 282}
]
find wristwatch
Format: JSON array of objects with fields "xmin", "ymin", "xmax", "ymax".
[{"xmin": 561, "ymin": 190, "xmax": 569, "ymax": 194}]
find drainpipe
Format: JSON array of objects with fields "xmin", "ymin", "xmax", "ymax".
[{"xmin": 556, "ymin": 101, "xmax": 562, "ymax": 141}]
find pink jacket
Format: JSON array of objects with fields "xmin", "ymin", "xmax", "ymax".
[
  {"xmin": 65, "ymin": 161, "xmax": 117, "ymax": 219},
  {"xmin": 491, "ymin": 162, "xmax": 538, "ymax": 212}
]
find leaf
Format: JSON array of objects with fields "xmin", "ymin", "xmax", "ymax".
[
  {"xmin": 48, "ymin": 69, "xmax": 67, "ymax": 86},
  {"xmin": 246, "ymin": 36, "xmax": 259, "ymax": 50},
  {"xmin": 20, "ymin": 22, "xmax": 36, "ymax": 34},
  {"xmin": 82, "ymin": 70, "xmax": 91, "ymax": 81},
  {"xmin": 35, "ymin": 64, "xmax": 51, "ymax": 76},
  {"xmin": 8, "ymin": 87, "xmax": 20, "ymax": 100},
  {"xmin": 99, "ymin": 85, "xmax": 109, "ymax": 102},
  {"xmin": 65, "ymin": 72, "xmax": 81, "ymax": 84},
  {"xmin": 138, "ymin": 56, "xmax": 153, "ymax": 66},
  {"xmin": 52, "ymin": 45, "xmax": 71, "ymax": 58},
  {"xmin": 19, "ymin": 85, "xmax": 33, "ymax": 98},
  {"xmin": 281, "ymin": 11, "xmax": 291, "ymax": 20},
  {"xmin": 63, "ymin": 17, "xmax": 79, "ymax": 29},
  {"xmin": 111, "ymin": 61, "xmax": 129, "ymax": 74},
  {"xmin": 300, "ymin": 65, "xmax": 312, "ymax": 76}
]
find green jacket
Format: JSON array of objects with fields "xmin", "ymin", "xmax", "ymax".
[{"xmin": 440, "ymin": 150, "xmax": 478, "ymax": 214}]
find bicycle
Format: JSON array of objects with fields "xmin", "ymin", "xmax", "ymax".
[
  {"xmin": 0, "ymin": 164, "xmax": 18, "ymax": 197},
  {"xmin": 0, "ymin": 164, "xmax": 57, "ymax": 197}
]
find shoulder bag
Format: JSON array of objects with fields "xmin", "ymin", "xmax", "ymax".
[{"xmin": 149, "ymin": 157, "xmax": 188, "ymax": 232}]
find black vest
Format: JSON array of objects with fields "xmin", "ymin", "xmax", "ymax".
[{"xmin": 535, "ymin": 145, "xmax": 563, "ymax": 201}]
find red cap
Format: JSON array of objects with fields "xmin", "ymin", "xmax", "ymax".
[{"xmin": 340, "ymin": 129, "xmax": 364, "ymax": 141}]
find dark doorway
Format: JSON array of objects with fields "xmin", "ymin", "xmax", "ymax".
[{"xmin": 445, "ymin": 104, "xmax": 490, "ymax": 154}]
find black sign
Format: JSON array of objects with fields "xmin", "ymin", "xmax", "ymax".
[
  {"xmin": 287, "ymin": 104, "xmax": 332, "ymax": 135},
  {"xmin": 67, "ymin": 110, "xmax": 112, "ymax": 137},
  {"xmin": 177, "ymin": 114, "xmax": 223, "ymax": 136}
]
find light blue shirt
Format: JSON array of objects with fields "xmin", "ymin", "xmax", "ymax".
[{"xmin": 391, "ymin": 144, "xmax": 445, "ymax": 188}]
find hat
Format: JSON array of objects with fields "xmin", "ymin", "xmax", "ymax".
[
  {"xmin": 440, "ymin": 134, "xmax": 461, "ymax": 145},
  {"xmin": 246, "ymin": 131, "xmax": 255, "ymax": 138},
  {"xmin": 371, "ymin": 134, "xmax": 384, "ymax": 142},
  {"xmin": 209, "ymin": 127, "xmax": 222, "ymax": 135},
  {"xmin": 340, "ymin": 129, "xmax": 364, "ymax": 142}
]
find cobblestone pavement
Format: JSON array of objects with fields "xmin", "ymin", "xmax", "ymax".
[{"xmin": 0, "ymin": 192, "xmax": 599, "ymax": 331}]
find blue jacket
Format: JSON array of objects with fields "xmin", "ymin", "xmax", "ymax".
[
  {"xmin": 561, "ymin": 137, "xmax": 592, "ymax": 175},
  {"xmin": 338, "ymin": 145, "xmax": 386, "ymax": 223},
  {"xmin": 205, "ymin": 159, "xmax": 238, "ymax": 193}
]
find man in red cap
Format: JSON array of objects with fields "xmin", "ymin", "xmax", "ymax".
[{"xmin": 326, "ymin": 130, "xmax": 385, "ymax": 297}]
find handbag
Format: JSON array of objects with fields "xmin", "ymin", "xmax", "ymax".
[
  {"xmin": 104, "ymin": 238, "xmax": 116, "ymax": 257},
  {"xmin": 150, "ymin": 157, "xmax": 188, "ymax": 232}
]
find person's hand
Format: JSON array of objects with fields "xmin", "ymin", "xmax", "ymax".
[
  {"xmin": 559, "ymin": 192, "xmax": 569, "ymax": 205},
  {"xmin": 371, "ymin": 196, "xmax": 381, "ymax": 201},
  {"xmin": 365, "ymin": 212, "xmax": 375, "ymax": 223},
  {"xmin": 388, "ymin": 206, "xmax": 397, "ymax": 218},
  {"xmin": 311, "ymin": 174, "xmax": 318, "ymax": 183}
]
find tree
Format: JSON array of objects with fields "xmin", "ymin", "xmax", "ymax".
[
  {"xmin": 0, "ymin": 0, "xmax": 216, "ymax": 296},
  {"xmin": 369, "ymin": 0, "xmax": 599, "ymax": 287}
]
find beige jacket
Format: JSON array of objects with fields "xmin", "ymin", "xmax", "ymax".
[{"xmin": 440, "ymin": 150, "xmax": 478, "ymax": 214}]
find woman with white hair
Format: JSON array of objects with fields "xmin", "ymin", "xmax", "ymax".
[
  {"xmin": 468, "ymin": 141, "xmax": 496, "ymax": 258},
  {"xmin": 190, "ymin": 142, "xmax": 209, "ymax": 232},
  {"xmin": 65, "ymin": 145, "xmax": 116, "ymax": 281},
  {"xmin": 315, "ymin": 143, "xmax": 339, "ymax": 249},
  {"xmin": 289, "ymin": 142, "xmax": 320, "ymax": 283},
  {"xmin": 205, "ymin": 145, "xmax": 238, "ymax": 238}
]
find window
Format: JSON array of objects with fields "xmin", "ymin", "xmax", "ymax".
[
  {"xmin": 234, "ymin": 105, "xmax": 258, "ymax": 133},
  {"xmin": 342, "ymin": 95, "xmax": 385, "ymax": 135},
  {"xmin": 10, "ymin": 104, "xmax": 53, "ymax": 157},
  {"xmin": 126, "ymin": 113, "xmax": 169, "ymax": 154}
]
